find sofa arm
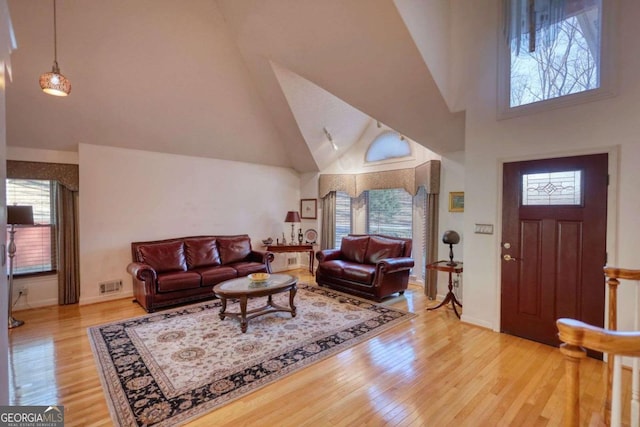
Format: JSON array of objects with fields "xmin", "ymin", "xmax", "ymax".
[
  {"xmin": 247, "ymin": 250, "xmax": 275, "ymax": 265},
  {"xmin": 376, "ymin": 257, "xmax": 415, "ymax": 275},
  {"xmin": 316, "ymin": 249, "xmax": 342, "ymax": 262},
  {"xmin": 126, "ymin": 262, "xmax": 158, "ymax": 283}
]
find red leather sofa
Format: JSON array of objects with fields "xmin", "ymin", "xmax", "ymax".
[
  {"xmin": 126, "ymin": 234, "xmax": 273, "ymax": 312},
  {"xmin": 315, "ymin": 234, "xmax": 414, "ymax": 301}
]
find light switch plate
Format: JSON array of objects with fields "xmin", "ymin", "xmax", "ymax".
[{"xmin": 474, "ymin": 224, "xmax": 494, "ymax": 234}]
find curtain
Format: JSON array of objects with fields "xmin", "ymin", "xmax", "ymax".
[
  {"xmin": 424, "ymin": 193, "xmax": 439, "ymax": 299},
  {"xmin": 320, "ymin": 191, "xmax": 336, "ymax": 250},
  {"xmin": 55, "ymin": 182, "xmax": 80, "ymax": 305}
]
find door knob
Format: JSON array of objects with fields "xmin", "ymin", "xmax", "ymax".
[{"xmin": 503, "ymin": 254, "xmax": 521, "ymax": 262}]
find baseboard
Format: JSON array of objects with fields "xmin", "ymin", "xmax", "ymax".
[
  {"xmin": 459, "ymin": 314, "xmax": 493, "ymax": 330},
  {"xmin": 80, "ymin": 291, "xmax": 134, "ymax": 306},
  {"xmin": 12, "ymin": 297, "xmax": 59, "ymax": 312}
]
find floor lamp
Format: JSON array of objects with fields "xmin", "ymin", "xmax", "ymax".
[{"xmin": 7, "ymin": 205, "xmax": 34, "ymax": 329}]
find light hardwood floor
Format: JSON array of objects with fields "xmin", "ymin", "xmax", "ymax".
[{"xmin": 9, "ymin": 269, "xmax": 620, "ymax": 426}]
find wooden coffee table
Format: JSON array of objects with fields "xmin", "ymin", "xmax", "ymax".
[{"xmin": 212, "ymin": 274, "xmax": 298, "ymax": 333}]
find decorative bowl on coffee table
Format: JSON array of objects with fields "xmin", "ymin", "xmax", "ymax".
[{"xmin": 248, "ymin": 273, "xmax": 270, "ymax": 287}]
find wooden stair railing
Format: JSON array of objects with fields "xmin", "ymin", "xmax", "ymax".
[
  {"xmin": 605, "ymin": 267, "xmax": 640, "ymax": 426},
  {"xmin": 557, "ymin": 318, "xmax": 640, "ymax": 427},
  {"xmin": 557, "ymin": 266, "xmax": 640, "ymax": 427}
]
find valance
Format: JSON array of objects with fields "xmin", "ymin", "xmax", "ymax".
[
  {"xmin": 318, "ymin": 160, "xmax": 440, "ymax": 198},
  {"xmin": 7, "ymin": 160, "xmax": 79, "ymax": 192}
]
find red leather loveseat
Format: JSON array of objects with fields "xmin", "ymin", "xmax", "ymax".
[
  {"xmin": 315, "ymin": 234, "xmax": 414, "ymax": 301},
  {"xmin": 126, "ymin": 234, "xmax": 273, "ymax": 312}
]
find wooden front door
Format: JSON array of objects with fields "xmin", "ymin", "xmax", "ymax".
[{"xmin": 501, "ymin": 154, "xmax": 608, "ymax": 348}]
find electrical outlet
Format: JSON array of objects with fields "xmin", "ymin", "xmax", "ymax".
[{"xmin": 17, "ymin": 286, "xmax": 28, "ymax": 296}]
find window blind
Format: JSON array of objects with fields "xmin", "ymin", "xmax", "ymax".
[
  {"xmin": 334, "ymin": 191, "xmax": 352, "ymax": 249},
  {"xmin": 366, "ymin": 189, "xmax": 413, "ymax": 238}
]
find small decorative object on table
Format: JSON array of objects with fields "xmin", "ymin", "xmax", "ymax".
[
  {"xmin": 304, "ymin": 229, "xmax": 317, "ymax": 244},
  {"xmin": 248, "ymin": 272, "xmax": 270, "ymax": 287},
  {"xmin": 262, "ymin": 237, "xmax": 273, "ymax": 245},
  {"xmin": 298, "ymin": 228, "xmax": 303, "ymax": 244}
]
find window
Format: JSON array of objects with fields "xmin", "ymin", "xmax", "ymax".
[
  {"xmin": 522, "ymin": 170, "xmax": 583, "ymax": 206},
  {"xmin": 334, "ymin": 191, "xmax": 352, "ymax": 249},
  {"xmin": 501, "ymin": 0, "xmax": 612, "ymax": 115},
  {"xmin": 6, "ymin": 179, "xmax": 57, "ymax": 275},
  {"xmin": 365, "ymin": 132, "xmax": 411, "ymax": 163},
  {"xmin": 366, "ymin": 189, "xmax": 412, "ymax": 238}
]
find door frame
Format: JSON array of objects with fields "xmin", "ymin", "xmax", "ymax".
[{"xmin": 494, "ymin": 146, "xmax": 620, "ymax": 333}]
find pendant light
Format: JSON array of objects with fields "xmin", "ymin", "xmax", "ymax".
[{"xmin": 39, "ymin": 0, "xmax": 71, "ymax": 96}]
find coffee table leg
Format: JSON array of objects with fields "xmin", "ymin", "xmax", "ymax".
[
  {"xmin": 239, "ymin": 295, "xmax": 248, "ymax": 333},
  {"xmin": 218, "ymin": 296, "xmax": 227, "ymax": 320},
  {"xmin": 289, "ymin": 286, "xmax": 297, "ymax": 318}
]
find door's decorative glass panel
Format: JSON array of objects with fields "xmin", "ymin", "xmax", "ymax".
[{"xmin": 522, "ymin": 170, "xmax": 582, "ymax": 205}]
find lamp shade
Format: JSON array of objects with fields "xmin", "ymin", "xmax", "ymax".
[
  {"xmin": 442, "ymin": 230, "xmax": 460, "ymax": 245},
  {"xmin": 284, "ymin": 211, "xmax": 301, "ymax": 223},
  {"xmin": 39, "ymin": 69, "xmax": 71, "ymax": 96},
  {"xmin": 7, "ymin": 206, "xmax": 34, "ymax": 225}
]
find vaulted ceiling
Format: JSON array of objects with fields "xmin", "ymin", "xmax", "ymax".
[{"xmin": 6, "ymin": 0, "xmax": 465, "ymax": 173}]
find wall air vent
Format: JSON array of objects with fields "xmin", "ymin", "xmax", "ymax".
[{"xmin": 99, "ymin": 279, "xmax": 123, "ymax": 295}]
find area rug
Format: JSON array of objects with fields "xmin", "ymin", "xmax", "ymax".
[{"xmin": 87, "ymin": 283, "xmax": 416, "ymax": 426}]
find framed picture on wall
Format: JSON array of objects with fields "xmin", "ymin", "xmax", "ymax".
[
  {"xmin": 300, "ymin": 198, "xmax": 317, "ymax": 219},
  {"xmin": 449, "ymin": 192, "xmax": 464, "ymax": 212}
]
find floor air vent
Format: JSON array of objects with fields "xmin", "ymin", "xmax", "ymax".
[{"xmin": 99, "ymin": 279, "xmax": 123, "ymax": 295}]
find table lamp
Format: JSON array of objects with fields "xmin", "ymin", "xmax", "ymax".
[
  {"xmin": 284, "ymin": 211, "xmax": 301, "ymax": 245},
  {"xmin": 442, "ymin": 230, "xmax": 460, "ymax": 266},
  {"xmin": 7, "ymin": 205, "xmax": 34, "ymax": 329}
]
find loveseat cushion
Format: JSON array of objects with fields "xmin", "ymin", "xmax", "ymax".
[
  {"xmin": 184, "ymin": 237, "xmax": 221, "ymax": 269},
  {"xmin": 156, "ymin": 271, "xmax": 201, "ymax": 292},
  {"xmin": 194, "ymin": 266, "xmax": 238, "ymax": 287},
  {"xmin": 317, "ymin": 260, "xmax": 345, "ymax": 277},
  {"xmin": 342, "ymin": 263, "xmax": 376, "ymax": 283},
  {"xmin": 218, "ymin": 236, "xmax": 252, "ymax": 265},
  {"xmin": 340, "ymin": 236, "xmax": 369, "ymax": 264},
  {"xmin": 138, "ymin": 241, "xmax": 187, "ymax": 273},
  {"xmin": 364, "ymin": 236, "xmax": 405, "ymax": 264}
]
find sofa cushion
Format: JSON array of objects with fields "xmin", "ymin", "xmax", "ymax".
[
  {"xmin": 342, "ymin": 263, "xmax": 376, "ymax": 283},
  {"xmin": 138, "ymin": 241, "xmax": 187, "ymax": 273},
  {"xmin": 364, "ymin": 236, "xmax": 405, "ymax": 264},
  {"xmin": 218, "ymin": 236, "xmax": 252, "ymax": 265},
  {"xmin": 340, "ymin": 236, "xmax": 369, "ymax": 264},
  {"xmin": 184, "ymin": 237, "xmax": 221, "ymax": 269},
  {"xmin": 229, "ymin": 261, "xmax": 267, "ymax": 277},
  {"xmin": 156, "ymin": 271, "xmax": 201, "ymax": 292},
  {"xmin": 194, "ymin": 266, "xmax": 238, "ymax": 287}
]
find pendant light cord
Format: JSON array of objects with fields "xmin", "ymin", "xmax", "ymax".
[{"xmin": 53, "ymin": 0, "xmax": 58, "ymax": 65}]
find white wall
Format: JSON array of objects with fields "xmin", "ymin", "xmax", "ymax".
[
  {"xmin": 78, "ymin": 143, "xmax": 301, "ymax": 305},
  {"xmin": 459, "ymin": 0, "xmax": 640, "ymax": 330}
]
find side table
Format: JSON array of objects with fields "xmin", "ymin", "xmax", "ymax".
[
  {"xmin": 426, "ymin": 260, "xmax": 463, "ymax": 318},
  {"xmin": 266, "ymin": 244, "xmax": 315, "ymax": 274}
]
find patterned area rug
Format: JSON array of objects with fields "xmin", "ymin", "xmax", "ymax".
[{"xmin": 88, "ymin": 283, "xmax": 416, "ymax": 426}]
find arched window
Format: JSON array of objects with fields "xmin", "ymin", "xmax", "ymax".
[{"xmin": 365, "ymin": 131, "xmax": 411, "ymax": 163}]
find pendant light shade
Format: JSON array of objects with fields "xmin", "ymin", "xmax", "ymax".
[
  {"xmin": 39, "ymin": 0, "xmax": 71, "ymax": 96},
  {"xmin": 39, "ymin": 61, "xmax": 71, "ymax": 96}
]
